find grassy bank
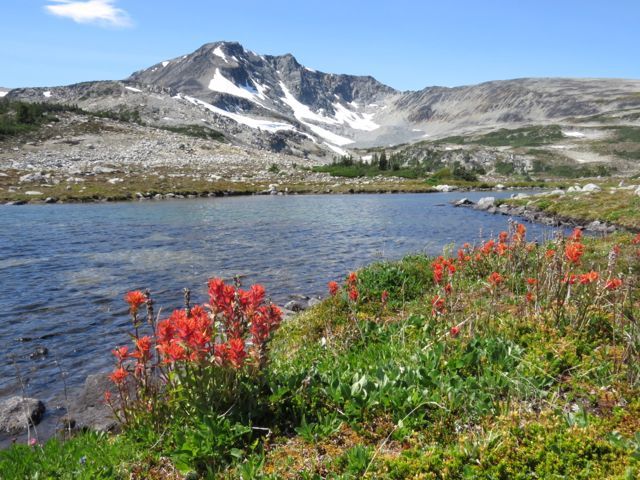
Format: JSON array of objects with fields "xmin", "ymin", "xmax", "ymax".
[
  {"xmin": 504, "ymin": 189, "xmax": 640, "ymax": 231},
  {"xmin": 2, "ymin": 222, "xmax": 639, "ymax": 479}
]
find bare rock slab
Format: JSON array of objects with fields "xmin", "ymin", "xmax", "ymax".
[{"xmin": 0, "ymin": 396, "xmax": 45, "ymax": 433}]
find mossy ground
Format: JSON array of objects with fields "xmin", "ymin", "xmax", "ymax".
[{"xmin": 505, "ymin": 190, "xmax": 640, "ymax": 231}]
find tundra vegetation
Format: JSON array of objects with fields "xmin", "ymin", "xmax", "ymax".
[{"xmin": 2, "ymin": 222, "xmax": 639, "ymax": 479}]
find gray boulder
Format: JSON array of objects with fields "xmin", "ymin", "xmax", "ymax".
[
  {"xmin": 582, "ymin": 183, "xmax": 601, "ymax": 192},
  {"xmin": 475, "ymin": 196, "xmax": 496, "ymax": 210},
  {"xmin": 453, "ymin": 198, "xmax": 474, "ymax": 207},
  {"xmin": 0, "ymin": 396, "xmax": 45, "ymax": 433},
  {"xmin": 284, "ymin": 299, "xmax": 308, "ymax": 312},
  {"xmin": 66, "ymin": 373, "xmax": 119, "ymax": 433}
]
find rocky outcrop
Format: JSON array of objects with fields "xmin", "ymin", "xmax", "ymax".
[
  {"xmin": 0, "ymin": 396, "xmax": 45, "ymax": 433},
  {"xmin": 65, "ymin": 374, "xmax": 119, "ymax": 433}
]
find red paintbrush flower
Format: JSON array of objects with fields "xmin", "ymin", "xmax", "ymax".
[
  {"xmin": 348, "ymin": 288, "xmax": 359, "ymax": 302},
  {"xmin": 605, "ymin": 278, "xmax": 623, "ymax": 291},
  {"xmin": 565, "ymin": 242, "xmax": 585, "ymax": 264},
  {"xmin": 381, "ymin": 290, "xmax": 389, "ymax": 304},
  {"xmin": 488, "ymin": 272, "xmax": 503, "ymax": 286},
  {"xmin": 124, "ymin": 290, "xmax": 147, "ymax": 314},
  {"xmin": 578, "ymin": 271, "xmax": 599, "ymax": 285},
  {"xmin": 227, "ymin": 338, "xmax": 246, "ymax": 369},
  {"xmin": 328, "ymin": 281, "xmax": 339, "ymax": 296},
  {"xmin": 450, "ymin": 325, "xmax": 460, "ymax": 338},
  {"xmin": 112, "ymin": 346, "xmax": 129, "ymax": 362},
  {"xmin": 431, "ymin": 295, "xmax": 446, "ymax": 315},
  {"xmin": 109, "ymin": 367, "xmax": 128, "ymax": 385},
  {"xmin": 568, "ymin": 228, "xmax": 583, "ymax": 242}
]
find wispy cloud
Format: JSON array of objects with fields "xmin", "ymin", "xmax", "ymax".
[{"xmin": 45, "ymin": 0, "xmax": 133, "ymax": 28}]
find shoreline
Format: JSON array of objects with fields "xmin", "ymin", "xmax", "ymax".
[{"xmin": 2, "ymin": 184, "xmax": 550, "ymax": 206}]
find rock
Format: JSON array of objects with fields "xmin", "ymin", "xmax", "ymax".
[
  {"xmin": 0, "ymin": 396, "xmax": 46, "ymax": 433},
  {"xmin": 29, "ymin": 346, "xmax": 49, "ymax": 359},
  {"xmin": 434, "ymin": 184, "xmax": 456, "ymax": 192},
  {"xmin": 5, "ymin": 200, "xmax": 27, "ymax": 206},
  {"xmin": 307, "ymin": 297, "xmax": 322, "ymax": 308},
  {"xmin": 93, "ymin": 167, "xmax": 116, "ymax": 174},
  {"xmin": 25, "ymin": 191, "xmax": 43, "ymax": 196},
  {"xmin": 44, "ymin": 197, "xmax": 57, "ymax": 204},
  {"xmin": 586, "ymin": 220, "xmax": 604, "ymax": 232},
  {"xmin": 66, "ymin": 373, "xmax": 119, "ymax": 433},
  {"xmin": 635, "ymin": 186, "xmax": 640, "ymax": 197},
  {"xmin": 281, "ymin": 308, "xmax": 297, "ymax": 320},
  {"xmin": 567, "ymin": 186, "xmax": 580, "ymax": 193},
  {"xmin": 582, "ymin": 183, "xmax": 601, "ymax": 193},
  {"xmin": 453, "ymin": 198, "xmax": 474, "ymax": 207},
  {"xmin": 107, "ymin": 178, "xmax": 123, "ymax": 184},
  {"xmin": 549, "ymin": 189, "xmax": 566, "ymax": 196},
  {"xmin": 284, "ymin": 300, "xmax": 308, "ymax": 312},
  {"xmin": 511, "ymin": 193, "xmax": 530, "ymax": 199},
  {"xmin": 19, "ymin": 173, "xmax": 47, "ymax": 183},
  {"xmin": 474, "ymin": 196, "xmax": 496, "ymax": 210},
  {"xmin": 495, "ymin": 184, "xmax": 505, "ymax": 190}
]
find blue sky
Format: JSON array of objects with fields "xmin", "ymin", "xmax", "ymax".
[{"xmin": 2, "ymin": 0, "xmax": 639, "ymax": 90}]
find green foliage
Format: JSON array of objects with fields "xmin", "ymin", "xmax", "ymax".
[
  {"xmin": 268, "ymin": 163, "xmax": 281, "ymax": 174},
  {"xmin": 295, "ymin": 413, "xmax": 343, "ymax": 443},
  {"xmin": 438, "ymin": 125, "xmax": 564, "ymax": 148},
  {"xmin": 0, "ymin": 432, "xmax": 142, "ymax": 479},
  {"xmin": 494, "ymin": 160, "xmax": 516, "ymax": 175},
  {"xmin": 313, "ymin": 152, "xmax": 426, "ymax": 179},
  {"xmin": 161, "ymin": 124, "xmax": 225, "ymax": 141},
  {"xmin": 0, "ymin": 100, "xmax": 83, "ymax": 137}
]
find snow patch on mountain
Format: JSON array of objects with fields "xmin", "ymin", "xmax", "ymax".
[
  {"xmin": 279, "ymin": 82, "xmax": 337, "ymax": 125},
  {"xmin": 304, "ymin": 123, "xmax": 354, "ymax": 146},
  {"xmin": 563, "ymin": 131, "xmax": 586, "ymax": 138},
  {"xmin": 213, "ymin": 46, "xmax": 228, "ymax": 62},
  {"xmin": 43, "ymin": 91, "xmax": 52, "ymax": 98},
  {"xmin": 125, "ymin": 86, "xmax": 142, "ymax": 93},
  {"xmin": 324, "ymin": 142, "xmax": 349, "ymax": 156},
  {"xmin": 332, "ymin": 102, "xmax": 379, "ymax": 131},
  {"xmin": 179, "ymin": 94, "xmax": 295, "ymax": 133},
  {"xmin": 0, "ymin": 91, "xmax": 7, "ymax": 98},
  {"xmin": 208, "ymin": 69, "xmax": 263, "ymax": 102},
  {"xmin": 162, "ymin": 61, "xmax": 169, "ymax": 67}
]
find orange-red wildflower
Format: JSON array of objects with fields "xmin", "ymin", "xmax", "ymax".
[
  {"xmin": 109, "ymin": 367, "xmax": 128, "ymax": 385},
  {"xmin": 578, "ymin": 271, "xmax": 599, "ymax": 285},
  {"xmin": 488, "ymin": 272, "xmax": 503, "ymax": 286},
  {"xmin": 565, "ymin": 242, "xmax": 585, "ymax": 264},
  {"xmin": 124, "ymin": 290, "xmax": 147, "ymax": 315},
  {"xmin": 605, "ymin": 278, "xmax": 623, "ymax": 291}
]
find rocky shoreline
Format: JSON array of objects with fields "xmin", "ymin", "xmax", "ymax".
[
  {"xmin": 453, "ymin": 182, "xmax": 640, "ymax": 234},
  {"xmin": 2, "ymin": 183, "xmax": 547, "ymax": 206}
]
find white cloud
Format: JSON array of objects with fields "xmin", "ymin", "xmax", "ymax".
[{"xmin": 45, "ymin": 0, "xmax": 133, "ymax": 28}]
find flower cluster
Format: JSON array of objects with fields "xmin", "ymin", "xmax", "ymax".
[{"xmin": 107, "ymin": 279, "xmax": 283, "ymax": 423}]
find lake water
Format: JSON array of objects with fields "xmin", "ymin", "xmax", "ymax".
[{"xmin": 0, "ymin": 192, "xmax": 563, "ymax": 422}]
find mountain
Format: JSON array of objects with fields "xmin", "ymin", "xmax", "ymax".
[{"xmin": 4, "ymin": 41, "xmax": 640, "ymax": 160}]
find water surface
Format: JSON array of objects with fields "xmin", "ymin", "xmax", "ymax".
[{"xmin": 1, "ymin": 192, "xmax": 561, "ymax": 407}]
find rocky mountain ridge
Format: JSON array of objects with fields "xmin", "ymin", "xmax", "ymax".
[{"xmin": 4, "ymin": 41, "xmax": 640, "ymax": 161}]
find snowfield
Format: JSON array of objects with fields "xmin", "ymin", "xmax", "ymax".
[{"xmin": 179, "ymin": 94, "xmax": 296, "ymax": 133}]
